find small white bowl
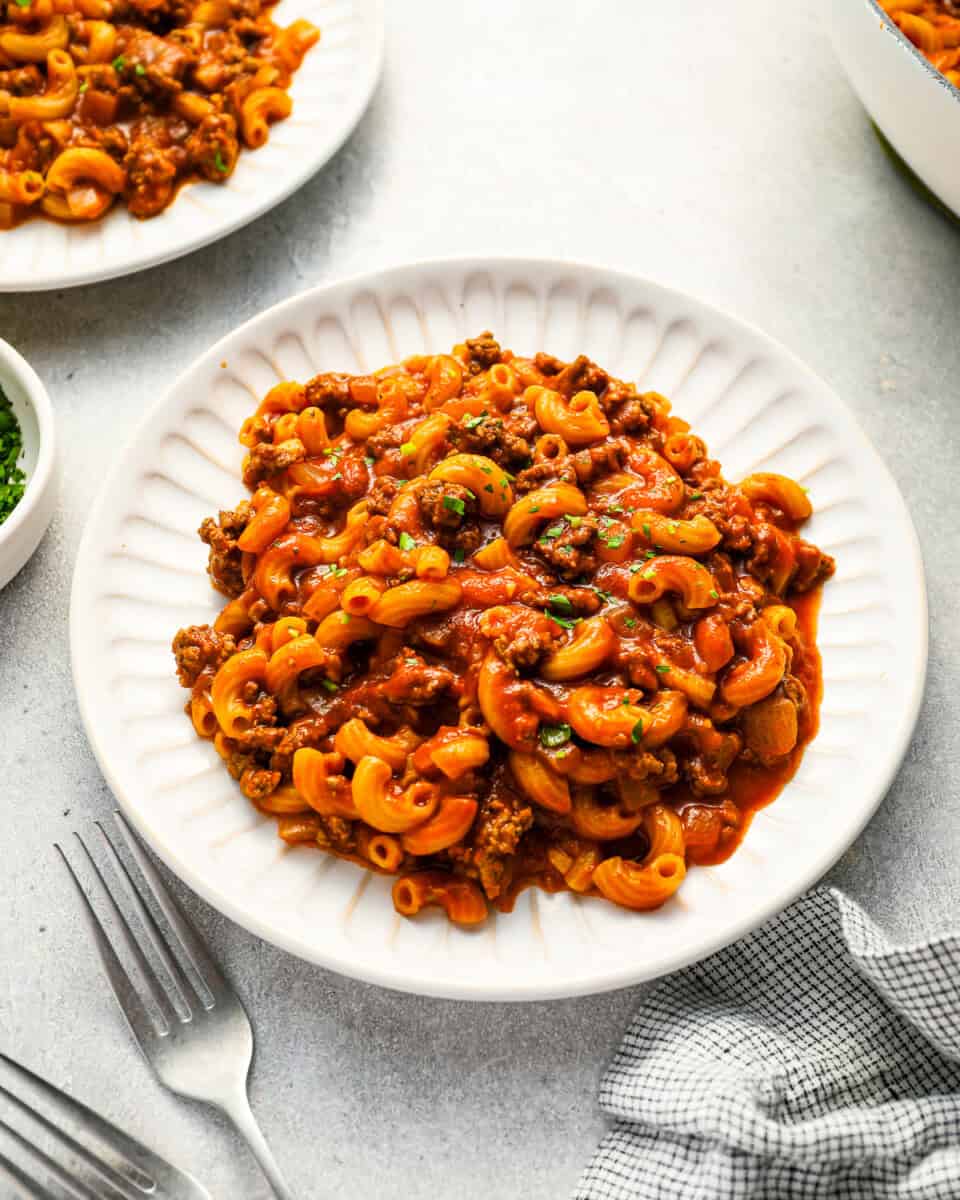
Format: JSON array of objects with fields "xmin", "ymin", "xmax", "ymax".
[
  {"xmin": 826, "ymin": 0, "xmax": 960, "ymax": 217},
  {"xmin": 0, "ymin": 339, "xmax": 57, "ymax": 591}
]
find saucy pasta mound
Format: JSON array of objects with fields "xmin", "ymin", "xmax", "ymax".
[
  {"xmin": 172, "ymin": 334, "xmax": 835, "ymax": 926},
  {"xmin": 881, "ymin": 1, "xmax": 960, "ymax": 83},
  {"xmin": 0, "ymin": 0, "xmax": 318, "ymax": 226}
]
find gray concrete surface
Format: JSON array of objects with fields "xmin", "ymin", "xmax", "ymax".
[{"xmin": 1, "ymin": 2, "xmax": 958, "ymax": 1196}]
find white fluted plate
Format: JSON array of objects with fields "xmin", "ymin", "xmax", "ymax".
[
  {"xmin": 0, "ymin": 0, "xmax": 383, "ymax": 292},
  {"xmin": 70, "ymin": 259, "xmax": 927, "ymax": 999}
]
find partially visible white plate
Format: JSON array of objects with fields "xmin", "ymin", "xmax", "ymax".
[
  {"xmin": 0, "ymin": 0, "xmax": 383, "ymax": 292},
  {"xmin": 70, "ymin": 258, "xmax": 927, "ymax": 1000}
]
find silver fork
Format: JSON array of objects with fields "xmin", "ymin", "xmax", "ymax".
[
  {"xmin": 55, "ymin": 812, "xmax": 295, "ymax": 1200},
  {"xmin": 0, "ymin": 1050, "xmax": 210, "ymax": 1199}
]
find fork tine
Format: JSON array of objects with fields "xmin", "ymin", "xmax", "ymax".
[
  {"xmin": 94, "ymin": 822, "xmax": 199, "ymax": 1019},
  {"xmin": 54, "ymin": 841, "xmax": 171, "ymax": 1047},
  {"xmin": 0, "ymin": 1056, "xmax": 153, "ymax": 1194},
  {"xmin": 0, "ymin": 1115, "xmax": 103, "ymax": 1200},
  {"xmin": 112, "ymin": 812, "xmax": 229, "ymax": 1006},
  {"xmin": 0, "ymin": 1145, "xmax": 61, "ymax": 1200}
]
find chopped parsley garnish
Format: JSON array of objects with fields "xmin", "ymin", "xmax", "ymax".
[
  {"xmin": 400, "ymin": 441, "xmax": 416, "ymax": 456},
  {"xmin": 709, "ymin": 589, "xmax": 719, "ymax": 599},
  {"xmin": 604, "ymin": 534, "xmax": 625, "ymax": 549},
  {"xmin": 624, "ymin": 618, "xmax": 637, "ymax": 629},
  {"xmin": 78, "ymin": 80, "xmax": 89, "ymax": 93},
  {"xmin": 655, "ymin": 664, "xmax": 671, "ymax": 674},
  {"xmin": 320, "ymin": 679, "xmax": 339, "ymax": 694},
  {"xmin": 528, "ymin": 504, "xmax": 540, "ymax": 513},
  {"xmin": 566, "ymin": 515, "xmax": 582, "ymax": 528},
  {"xmin": 541, "ymin": 524, "xmax": 564, "ymax": 540},
  {"xmin": 690, "ymin": 492, "xmax": 703, "ymax": 501},
  {"xmin": 0, "ymin": 386, "xmax": 25, "ymax": 526},
  {"xmin": 405, "ymin": 658, "xmax": 418, "ymax": 666},
  {"xmin": 463, "ymin": 412, "xmax": 487, "ymax": 430},
  {"xmin": 484, "ymin": 483, "xmax": 494, "ymax": 493},
  {"xmin": 112, "ymin": 55, "xmax": 126, "ymax": 71},
  {"xmin": 364, "ymin": 455, "xmax": 375, "ymax": 467},
  {"xmin": 629, "ymin": 563, "xmax": 644, "ymax": 573},
  {"xmin": 645, "ymin": 549, "xmax": 657, "ymax": 559},
  {"xmin": 539, "ymin": 723, "xmax": 572, "ymax": 749},
  {"xmin": 13, "ymin": 0, "xmax": 30, "ymax": 8},
  {"xmin": 135, "ymin": 63, "xmax": 147, "ymax": 76},
  {"xmin": 323, "ymin": 447, "xmax": 337, "ymax": 457},
  {"xmin": 608, "ymin": 504, "xmax": 624, "ymax": 515},
  {"xmin": 442, "ymin": 495, "xmax": 465, "ymax": 517},
  {"xmin": 479, "ymin": 465, "xmax": 492, "ymax": 475},
  {"xmin": 325, "ymin": 566, "xmax": 347, "ymax": 578},
  {"xmin": 453, "ymin": 548, "xmax": 466, "ymax": 563},
  {"xmin": 642, "ymin": 522, "xmax": 652, "ymax": 539},
  {"xmin": 214, "ymin": 149, "xmax": 228, "ymax": 173},
  {"xmin": 593, "ymin": 587, "xmax": 613, "ymax": 604},
  {"xmin": 547, "ymin": 594, "xmax": 573, "ymax": 615},
  {"xmin": 398, "ymin": 531, "xmax": 416, "ymax": 551},
  {"xmin": 642, "ymin": 569, "xmax": 655, "ymax": 580},
  {"xmin": 631, "ymin": 719, "xmax": 645, "ymax": 744}
]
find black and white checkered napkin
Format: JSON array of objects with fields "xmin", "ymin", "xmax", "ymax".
[{"xmin": 575, "ymin": 889, "xmax": 960, "ymax": 1199}]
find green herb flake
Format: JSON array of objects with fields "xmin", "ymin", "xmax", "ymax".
[
  {"xmin": 624, "ymin": 618, "xmax": 637, "ymax": 629},
  {"xmin": 332, "ymin": 471, "xmax": 343, "ymax": 481},
  {"xmin": 479, "ymin": 465, "xmax": 492, "ymax": 475},
  {"xmin": 453, "ymin": 548, "xmax": 466, "ymax": 563},
  {"xmin": 339, "ymin": 612, "xmax": 351, "ymax": 624},
  {"xmin": 400, "ymin": 441, "xmax": 416, "ymax": 457},
  {"xmin": 642, "ymin": 522, "xmax": 651, "ymax": 539},
  {"xmin": 655, "ymin": 664, "xmax": 671, "ymax": 674},
  {"xmin": 135, "ymin": 63, "xmax": 147, "ymax": 76},
  {"xmin": 542, "ymin": 524, "xmax": 564, "ymax": 540},
  {"xmin": 709, "ymin": 589, "xmax": 719, "ymax": 599},
  {"xmin": 642, "ymin": 569, "xmax": 655, "ymax": 580},
  {"xmin": 13, "ymin": 0, "xmax": 30, "ymax": 8},
  {"xmin": 529, "ymin": 504, "xmax": 540, "ymax": 513},
  {"xmin": 547, "ymin": 593, "xmax": 573, "ymax": 615},
  {"xmin": 112, "ymin": 55, "xmax": 126, "ymax": 71},
  {"xmin": 442, "ymin": 495, "xmax": 465, "ymax": 517},
  {"xmin": 405, "ymin": 658, "xmax": 418, "ymax": 666},
  {"xmin": 548, "ymin": 613, "xmax": 579, "ymax": 630},
  {"xmin": 398, "ymin": 532, "xmax": 416, "ymax": 551},
  {"xmin": 690, "ymin": 492, "xmax": 703, "ymax": 501},
  {"xmin": 629, "ymin": 563, "xmax": 644, "ymax": 574},
  {"xmin": 539, "ymin": 723, "xmax": 572, "ymax": 749},
  {"xmin": 320, "ymin": 679, "xmax": 339, "ymax": 694},
  {"xmin": 331, "ymin": 567, "xmax": 348, "ymax": 578},
  {"xmin": 604, "ymin": 534, "xmax": 625, "ymax": 549},
  {"xmin": 363, "ymin": 455, "xmax": 375, "ymax": 467},
  {"xmin": 484, "ymin": 483, "xmax": 494, "ymax": 493},
  {"xmin": 214, "ymin": 149, "xmax": 228, "ymax": 173},
  {"xmin": 0, "ymin": 385, "xmax": 26, "ymax": 526},
  {"xmin": 463, "ymin": 413, "xmax": 486, "ymax": 430},
  {"xmin": 645, "ymin": 549, "xmax": 658, "ymax": 559},
  {"xmin": 608, "ymin": 504, "xmax": 624, "ymax": 515},
  {"xmin": 631, "ymin": 718, "xmax": 645, "ymax": 744},
  {"xmin": 566, "ymin": 515, "xmax": 582, "ymax": 528},
  {"xmin": 593, "ymin": 587, "xmax": 613, "ymax": 604},
  {"xmin": 78, "ymin": 79, "xmax": 89, "ymax": 93}
]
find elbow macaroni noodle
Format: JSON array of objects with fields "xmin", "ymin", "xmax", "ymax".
[{"xmin": 172, "ymin": 335, "xmax": 834, "ymax": 925}]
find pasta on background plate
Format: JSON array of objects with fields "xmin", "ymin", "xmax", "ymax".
[
  {"xmin": 0, "ymin": 0, "xmax": 318, "ymax": 227},
  {"xmin": 172, "ymin": 333, "xmax": 835, "ymax": 926}
]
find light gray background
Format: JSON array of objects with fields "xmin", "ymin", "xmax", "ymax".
[{"xmin": 0, "ymin": 2, "xmax": 955, "ymax": 1196}]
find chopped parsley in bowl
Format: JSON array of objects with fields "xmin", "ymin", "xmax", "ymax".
[
  {"xmin": 0, "ymin": 339, "xmax": 57, "ymax": 591},
  {"xmin": 0, "ymin": 384, "xmax": 26, "ymax": 526}
]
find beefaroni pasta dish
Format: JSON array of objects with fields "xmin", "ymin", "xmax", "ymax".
[
  {"xmin": 881, "ymin": 0, "xmax": 960, "ymax": 83},
  {"xmin": 172, "ymin": 334, "xmax": 835, "ymax": 926},
  {"xmin": 0, "ymin": 0, "xmax": 318, "ymax": 226}
]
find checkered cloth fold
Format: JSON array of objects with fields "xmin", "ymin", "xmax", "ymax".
[{"xmin": 576, "ymin": 889, "xmax": 960, "ymax": 1200}]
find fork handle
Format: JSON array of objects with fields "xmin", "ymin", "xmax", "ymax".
[{"xmin": 220, "ymin": 1090, "xmax": 296, "ymax": 1200}]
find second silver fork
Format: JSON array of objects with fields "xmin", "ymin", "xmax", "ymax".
[{"xmin": 56, "ymin": 812, "xmax": 296, "ymax": 1200}]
